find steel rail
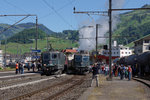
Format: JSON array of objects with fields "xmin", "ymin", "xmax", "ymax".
[
  {"xmin": 44, "ymin": 75, "xmax": 86, "ymax": 100},
  {"xmin": 10, "ymin": 75, "xmax": 83, "ymax": 100}
]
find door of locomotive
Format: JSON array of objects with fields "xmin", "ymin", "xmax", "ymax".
[{"xmin": 74, "ymin": 55, "xmax": 82, "ymax": 67}]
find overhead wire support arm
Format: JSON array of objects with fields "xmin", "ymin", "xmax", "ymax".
[
  {"xmin": 0, "ymin": 14, "xmax": 37, "ymax": 17},
  {"xmin": 73, "ymin": 7, "xmax": 108, "ymax": 16},
  {"xmin": 0, "ymin": 15, "xmax": 30, "ymax": 34},
  {"xmin": 111, "ymin": 7, "xmax": 150, "ymax": 11},
  {"xmin": 74, "ymin": 11, "xmax": 108, "ymax": 14}
]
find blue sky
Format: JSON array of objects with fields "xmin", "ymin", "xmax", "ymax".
[{"xmin": 0, "ymin": 0, "xmax": 150, "ymax": 32}]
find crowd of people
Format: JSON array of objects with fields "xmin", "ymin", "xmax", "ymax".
[
  {"xmin": 111, "ymin": 64, "xmax": 132, "ymax": 80},
  {"xmin": 91, "ymin": 62, "xmax": 133, "ymax": 87},
  {"xmin": 15, "ymin": 62, "xmax": 41, "ymax": 74}
]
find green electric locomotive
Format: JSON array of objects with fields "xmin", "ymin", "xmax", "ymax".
[{"xmin": 41, "ymin": 51, "xmax": 65, "ymax": 75}]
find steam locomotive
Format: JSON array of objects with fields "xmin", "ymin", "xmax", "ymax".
[{"xmin": 118, "ymin": 51, "xmax": 150, "ymax": 76}]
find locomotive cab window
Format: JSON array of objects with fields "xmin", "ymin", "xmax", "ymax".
[
  {"xmin": 82, "ymin": 56, "xmax": 89, "ymax": 62},
  {"xmin": 43, "ymin": 53, "xmax": 50, "ymax": 60},
  {"xmin": 75, "ymin": 55, "xmax": 82, "ymax": 62},
  {"xmin": 52, "ymin": 54, "xmax": 57, "ymax": 59}
]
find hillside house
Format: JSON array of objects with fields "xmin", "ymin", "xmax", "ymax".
[{"xmin": 134, "ymin": 34, "xmax": 150, "ymax": 55}]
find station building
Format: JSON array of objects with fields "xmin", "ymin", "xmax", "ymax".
[
  {"xmin": 102, "ymin": 45, "xmax": 132, "ymax": 57},
  {"xmin": 98, "ymin": 41, "xmax": 133, "ymax": 64},
  {"xmin": 134, "ymin": 34, "xmax": 150, "ymax": 55}
]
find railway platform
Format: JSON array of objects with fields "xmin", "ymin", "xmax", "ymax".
[{"xmin": 78, "ymin": 75, "xmax": 150, "ymax": 100}]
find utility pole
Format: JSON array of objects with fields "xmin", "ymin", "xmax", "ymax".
[
  {"xmin": 108, "ymin": 0, "xmax": 112, "ymax": 80},
  {"xmin": 47, "ymin": 34, "xmax": 49, "ymax": 50},
  {"xmin": 35, "ymin": 16, "xmax": 38, "ymax": 66},
  {"xmin": 35, "ymin": 16, "xmax": 38, "ymax": 52},
  {"xmin": 96, "ymin": 24, "xmax": 98, "ymax": 55},
  {"xmin": 4, "ymin": 39, "xmax": 7, "ymax": 67},
  {"xmin": 17, "ymin": 42, "xmax": 19, "ymax": 61},
  {"xmin": 96, "ymin": 24, "xmax": 100, "ymax": 62}
]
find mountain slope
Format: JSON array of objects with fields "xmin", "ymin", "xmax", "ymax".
[
  {"xmin": 2, "ymin": 28, "xmax": 47, "ymax": 44},
  {"xmin": 0, "ymin": 22, "xmax": 56, "ymax": 40},
  {"xmin": 113, "ymin": 4, "xmax": 150, "ymax": 45},
  {"xmin": 1, "ymin": 37, "xmax": 78, "ymax": 54}
]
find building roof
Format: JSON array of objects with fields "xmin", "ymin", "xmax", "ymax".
[
  {"xmin": 63, "ymin": 49, "xmax": 77, "ymax": 53},
  {"xmin": 133, "ymin": 34, "xmax": 150, "ymax": 43}
]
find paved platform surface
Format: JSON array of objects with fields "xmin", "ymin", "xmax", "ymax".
[{"xmin": 78, "ymin": 75, "xmax": 150, "ymax": 100}]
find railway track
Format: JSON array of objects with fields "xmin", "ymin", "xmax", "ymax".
[
  {"xmin": 0, "ymin": 74, "xmax": 44, "ymax": 88},
  {"xmin": 132, "ymin": 77, "xmax": 150, "ymax": 88},
  {"xmin": 10, "ymin": 75, "xmax": 88, "ymax": 100}
]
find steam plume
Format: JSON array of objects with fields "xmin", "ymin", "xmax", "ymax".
[{"xmin": 78, "ymin": 0, "xmax": 125, "ymax": 51}]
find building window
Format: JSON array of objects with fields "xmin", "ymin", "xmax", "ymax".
[
  {"xmin": 122, "ymin": 52, "xmax": 124, "ymax": 54},
  {"xmin": 120, "ymin": 48, "xmax": 122, "ymax": 50},
  {"xmin": 125, "ymin": 52, "xmax": 127, "ymax": 54},
  {"xmin": 117, "ymin": 52, "xmax": 118, "ymax": 54},
  {"xmin": 114, "ymin": 52, "xmax": 115, "ymax": 54},
  {"xmin": 129, "ymin": 52, "xmax": 130, "ymax": 54},
  {"xmin": 149, "ymin": 47, "xmax": 150, "ymax": 50},
  {"xmin": 145, "ymin": 40, "xmax": 149, "ymax": 43}
]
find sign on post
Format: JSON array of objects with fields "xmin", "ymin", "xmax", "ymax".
[
  {"xmin": 32, "ymin": 56, "xmax": 40, "ymax": 59},
  {"xmin": 32, "ymin": 50, "xmax": 41, "ymax": 53}
]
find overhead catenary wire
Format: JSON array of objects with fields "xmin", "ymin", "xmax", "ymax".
[
  {"xmin": 39, "ymin": 0, "xmax": 77, "ymax": 19},
  {"xmin": 0, "ymin": 7, "xmax": 16, "ymax": 22},
  {"xmin": 79, "ymin": 35, "xmax": 137, "ymax": 39},
  {"xmin": 87, "ymin": 38, "xmax": 96, "ymax": 46},
  {"xmin": 0, "ymin": 15, "xmax": 29, "ymax": 34},
  {"xmin": 3, "ymin": 0, "xmax": 35, "ymax": 21},
  {"xmin": 43, "ymin": 0, "xmax": 75, "ymax": 30},
  {"xmin": 3, "ymin": 0, "xmax": 29, "ymax": 13}
]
